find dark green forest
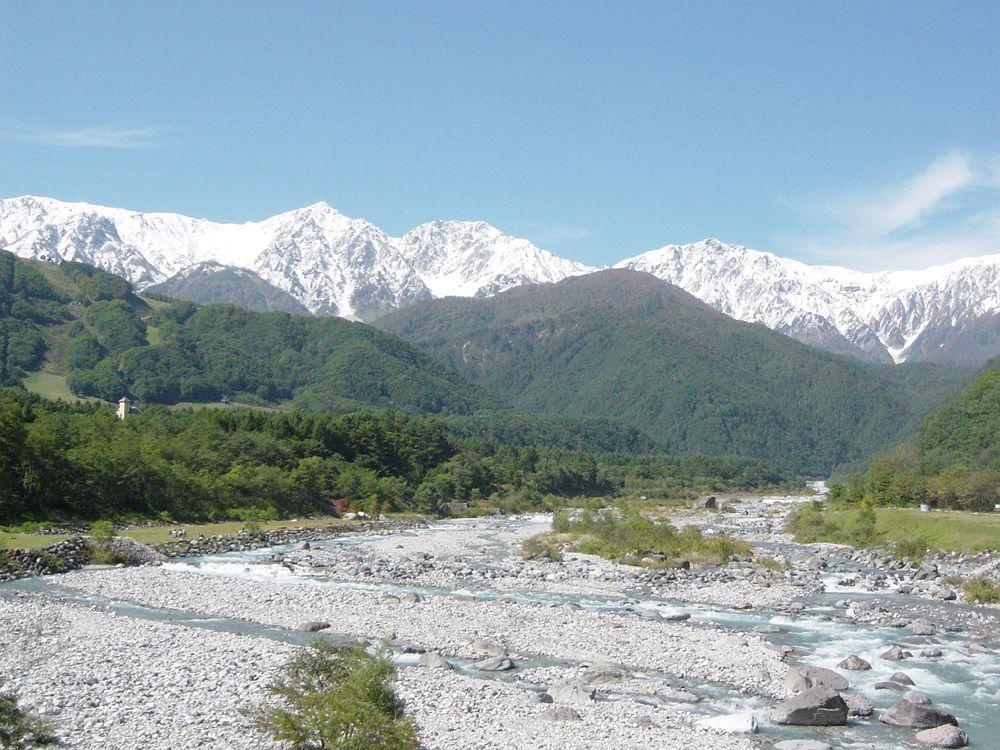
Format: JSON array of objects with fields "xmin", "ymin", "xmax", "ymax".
[
  {"xmin": 0, "ymin": 388, "xmax": 797, "ymax": 524},
  {"xmin": 377, "ymin": 270, "xmax": 971, "ymax": 474},
  {"xmin": 832, "ymin": 360, "xmax": 1000, "ymax": 509}
]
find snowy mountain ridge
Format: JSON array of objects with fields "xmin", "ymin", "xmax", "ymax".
[
  {"xmin": 1, "ymin": 195, "xmax": 996, "ymax": 364},
  {"xmin": 617, "ymin": 238, "xmax": 999, "ymax": 364}
]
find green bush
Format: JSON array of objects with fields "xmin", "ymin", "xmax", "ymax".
[
  {"xmin": 521, "ymin": 534, "xmax": 564, "ymax": 562},
  {"xmin": 893, "ymin": 536, "xmax": 930, "ymax": 562},
  {"xmin": 963, "ymin": 577, "xmax": 1000, "ymax": 604},
  {"xmin": 89, "ymin": 520, "xmax": 115, "ymax": 540},
  {"xmin": 549, "ymin": 506, "xmax": 750, "ymax": 565},
  {"xmin": 785, "ymin": 501, "xmax": 879, "ymax": 547},
  {"xmin": 0, "ymin": 692, "xmax": 56, "ymax": 748},
  {"xmin": 252, "ymin": 642, "xmax": 418, "ymax": 750}
]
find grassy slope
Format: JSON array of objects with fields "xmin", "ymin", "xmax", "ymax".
[
  {"xmin": 22, "ymin": 371, "xmax": 93, "ymax": 402},
  {"xmin": 828, "ymin": 508, "xmax": 1000, "ymax": 552}
]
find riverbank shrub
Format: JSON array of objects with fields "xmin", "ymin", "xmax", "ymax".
[
  {"xmin": 963, "ymin": 577, "xmax": 1000, "ymax": 604},
  {"xmin": 0, "ymin": 693, "xmax": 56, "ymax": 748},
  {"xmin": 252, "ymin": 642, "xmax": 418, "ymax": 750},
  {"xmin": 893, "ymin": 536, "xmax": 930, "ymax": 562},
  {"xmin": 546, "ymin": 507, "xmax": 751, "ymax": 565},
  {"xmin": 784, "ymin": 501, "xmax": 878, "ymax": 547},
  {"xmin": 521, "ymin": 534, "xmax": 564, "ymax": 562}
]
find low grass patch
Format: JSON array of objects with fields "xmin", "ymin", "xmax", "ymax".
[
  {"xmin": 0, "ymin": 532, "xmax": 71, "ymax": 551},
  {"xmin": 0, "ymin": 516, "xmax": 353, "ymax": 550},
  {"xmin": 521, "ymin": 533, "xmax": 565, "ymax": 562},
  {"xmin": 122, "ymin": 516, "xmax": 350, "ymax": 545},
  {"xmin": 22, "ymin": 371, "xmax": 98, "ymax": 403},
  {"xmin": 754, "ymin": 555, "xmax": 790, "ymax": 572},
  {"xmin": 538, "ymin": 507, "xmax": 751, "ymax": 566},
  {"xmin": 786, "ymin": 504, "xmax": 1000, "ymax": 553},
  {"xmin": 963, "ymin": 577, "xmax": 1000, "ymax": 604},
  {"xmin": 0, "ymin": 692, "xmax": 57, "ymax": 747},
  {"xmin": 166, "ymin": 400, "xmax": 289, "ymax": 412}
]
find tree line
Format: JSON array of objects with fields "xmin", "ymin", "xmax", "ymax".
[
  {"xmin": 0, "ymin": 388, "xmax": 797, "ymax": 525},
  {"xmin": 830, "ymin": 361, "xmax": 999, "ymax": 510}
]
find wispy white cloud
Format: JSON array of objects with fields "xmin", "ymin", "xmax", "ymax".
[
  {"xmin": 855, "ymin": 152, "xmax": 976, "ymax": 235},
  {"xmin": 787, "ymin": 151, "xmax": 1000, "ymax": 270},
  {"xmin": 3, "ymin": 124, "xmax": 168, "ymax": 149}
]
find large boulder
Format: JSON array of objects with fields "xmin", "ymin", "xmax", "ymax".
[
  {"xmin": 771, "ymin": 686, "xmax": 848, "ymax": 726},
  {"xmin": 695, "ymin": 712, "xmax": 758, "ymax": 734},
  {"xmin": 879, "ymin": 698, "xmax": 958, "ymax": 729},
  {"xmin": 299, "ymin": 621, "xmax": 331, "ymax": 632},
  {"xmin": 469, "ymin": 638, "xmax": 507, "ymax": 657},
  {"xmin": 473, "ymin": 656, "xmax": 515, "ymax": 672},
  {"xmin": 418, "ymin": 652, "xmax": 453, "ymax": 670},
  {"xmin": 582, "ymin": 661, "xmax": 632, "ymax": 684},
  {"xmin": 783, "ymin": 666, "xmax": 849, "ymax": 692},
  {"xmin": 843, "ymin": 692, "xmax": 875, "ymax": 718},
  {"xmin": 837, "ymin": 654, "xmax": 872, "ymax": 671},
  {"xmin": 914, "ymin": 724, "xmax": 970, "ymax": 748},
  {"xmin": 881, "ymin": 644, "xmax": 912, "ymax": 660}
]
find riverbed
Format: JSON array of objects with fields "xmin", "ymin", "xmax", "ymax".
[{"xmin": 1, "ymin": 495, "xmax": 997, "ymax": 749}]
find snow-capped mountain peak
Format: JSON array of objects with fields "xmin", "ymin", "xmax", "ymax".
[
  {"xmin": 1, "ymin": 195, "xmax": 996, "ymax": 364},
  {"xmin": 397, "ymin": 220, "xmax": 594, "ymax": 297},
  {"xmin": 617, "ymin": 239, "xmax": 1000, "ymax": 364}
]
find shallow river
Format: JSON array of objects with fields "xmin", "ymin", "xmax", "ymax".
[{"xmin": 5, "ymin": 517, "xmax": 999, "ymax": 749}]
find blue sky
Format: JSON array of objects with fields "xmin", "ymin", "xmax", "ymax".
[{"xmin": 1, "ymin": 1, "xmax": 997, "ymax": 270}]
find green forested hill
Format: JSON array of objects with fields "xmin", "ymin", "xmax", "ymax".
[
  {"xmin": 0, "ymin": 251, "xmax": 492, "ymax": 414},
  {"xmin": 377, "ymin": 270, "xmax": 970, "ymax": 473},
  {"xmin": 837, "ymin": 359, "xmax": 999, "ymax": 508}
]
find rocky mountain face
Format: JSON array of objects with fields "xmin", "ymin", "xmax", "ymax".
[
  {"xmin": 145, "ymin": 261, "xmax": 309, "ymax": 314},
  {"xmin": 1, "ymin": 196, "xmax": 996, "ymax": 364},
  {"xmin": 0, "ymin": 196, "xmax": 588, "ymax": 321},
  {"xmin": 617, "ymin": 239, "xmax": 1000, "ymax": 365},
  {"xmin": 397, "ymin": 220, "xmax": 592, "ymax": 298}
]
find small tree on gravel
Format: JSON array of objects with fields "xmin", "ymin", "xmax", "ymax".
[
  {"xmin": 251, "ymin": 642, "xmax": 419, "ymax": 750},
  {"xmin": 0, "ymin": 693, "xmax": 57, "ymax": 748}
]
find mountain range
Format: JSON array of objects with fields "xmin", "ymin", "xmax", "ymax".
[
  {"xmin": 377, "ymin": 270, "xmax": 969, "ymax": 473},
  {"xmin": 1, "ymin": 195, "xmax": 997, "ymax": 365}
]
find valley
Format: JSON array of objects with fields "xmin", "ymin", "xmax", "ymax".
[
  {"xmin": 3, "ymin": 8, "xmax": 995, "ymax": 750},
  {"xmin": 2, "ymin": 495, "xmax": 997, "ymax": 749}
]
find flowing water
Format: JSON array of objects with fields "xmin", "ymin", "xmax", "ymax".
[{"xmin": 4, "ymin": 516, "xmax": 998, "ymax": 749}]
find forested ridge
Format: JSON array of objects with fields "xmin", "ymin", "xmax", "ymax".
[
  {"xmin": 832, "ymin": 359, "xmax": 1000, "ymax": 509},
  {"xmin": 377, "ymin": 270, "xmax": 972, "ymax": 474},
  {"xmin": 1, "ymin": 253, "xmax": 976, "ymax": 490},
  {"xmin": 0, "ymin": 388, "xmax": 798, "ymax": 524},
  {"xmin": 0, "ymin": 251, "xmax": 491, "ymax": 414}
]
